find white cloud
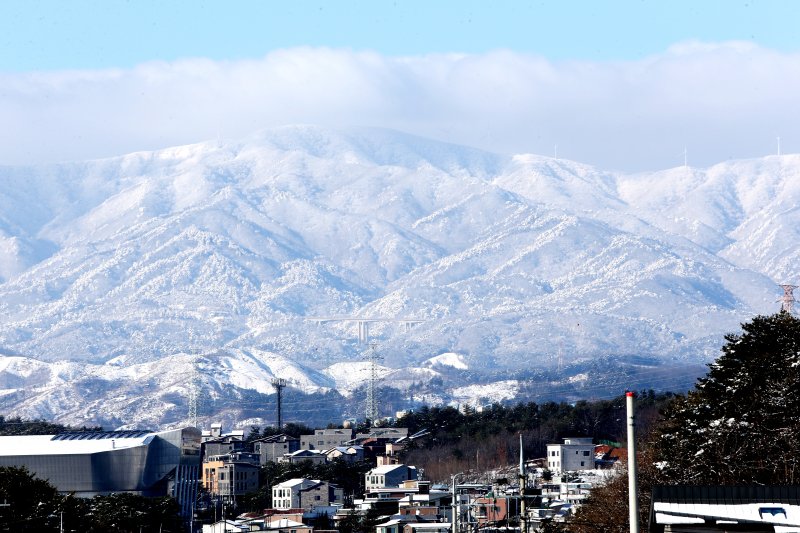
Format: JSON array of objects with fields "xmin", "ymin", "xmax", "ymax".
[{"xmin": 1, "ymin": 42, "xmax": 798, "ymax": 171}]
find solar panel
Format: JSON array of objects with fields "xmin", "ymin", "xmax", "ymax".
[{"xmin": 51, "ymin": 430, "xmax": 152, "ymax": 441}]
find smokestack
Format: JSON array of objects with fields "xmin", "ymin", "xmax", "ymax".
[
  {"xmin": 519, "ymin": 433, "xmax": 526, "ymax": 533},
  {"xmin": 626, "ymin": 391, "xmax": 639, "ymax": 533}
]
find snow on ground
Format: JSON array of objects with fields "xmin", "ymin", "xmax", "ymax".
[
  {"xmin": 424, "ymin": 352, "xmax": 469, "ymax": 370},
  {"xmin": 450, "ymin": 380, "xmax": 519, "ymax": 407},
  {"xmin": 322, "ymin": 361, "xmax": 394, "ymax": 397}
]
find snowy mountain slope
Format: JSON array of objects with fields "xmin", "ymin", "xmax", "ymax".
[
  {"xmin": 618, "ymin": 155, "xmax": 800, "ymax": 281},
  {"xmin": 0, "ymin": 125, "xmax": 791, "ymax": 427},
  {"xmin": 0, "ymin": 348, "xmax": 336, "ymax": 428}
]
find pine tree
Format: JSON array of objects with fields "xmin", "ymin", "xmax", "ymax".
[{"xmin": 656, "ymin": 312, "xmax": 800, "ymax": 484}]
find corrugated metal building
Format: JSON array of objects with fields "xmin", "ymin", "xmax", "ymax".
[{"xmin": 0, "ymin": 427, "xmax": 201, "ymax": 516}]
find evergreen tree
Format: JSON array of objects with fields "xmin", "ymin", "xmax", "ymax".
[
  {"xmin": 0, "ymin": 466, "xmax": 62, "ymax": 530},
  {"xmin": 656, "ymin": 312, "xmax": 800, "ymax": 484}
]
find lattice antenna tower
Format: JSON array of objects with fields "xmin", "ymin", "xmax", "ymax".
[
  {"xmin": 271, "ymin": 378, "xmax": 288, "ymax": 430},
  {"xmin": 778, "ymin": 284, "xmax": 798, "ymax": 313},
  {"xmin": 365, "ymin": 343, "xmax": 381, "ymax": 424},
  {"xmin": 188, "ymin": 354, "xmax": 200, "ymax": 428}
]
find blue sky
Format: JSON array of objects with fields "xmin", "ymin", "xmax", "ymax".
[
  {"xmin": 1, "ymin": 1, "xmax": 799, "ymax": 171},
  {"xmin": 2, "ymin": 0, "xmax": 798, "ymax": 70}
]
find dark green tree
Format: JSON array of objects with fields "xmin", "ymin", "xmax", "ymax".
[
  {"xmin": 656, "ymin": 312, "xmax": 800, "ymax": 484},
  {"xmin": 0, "ymin": 466, "xmax": 62, "ymax": 530}
]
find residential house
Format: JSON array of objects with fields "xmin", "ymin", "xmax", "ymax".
[
  {"xmin": 546, "ymin": 438, "xmax": 594, "ymax": 473},
  {"xmin": 202, "ymin": 514, "xmax": 313, "ymax": 533},
  {"xmin": 397, "ymin": 481, "xmax": 452, "ymax": 522},
  {"xmin": 202, "ymin": 423, "xmax": 246, "ymax": 443},
  {"xmin": 594, "ymin": 444, "xmax": 626, "ymax": 469},
  {"xmin": 272, "ymin": 478, "xmax": 343, "ymax": 512},
  {"xmin": 324, "ymin": 445, "xmax": 364, "ymax": 463},
  {"xmin": 282, "ymin": 449, "xmax": 327, "ymax": 465},
  {"xmin": 300, "ymin": 429, "xmax": 355, "ymax": 450},
  {"xmin": 375, "ymin": 515, "xmax": 448, "ymax": 533},
  {"xmin": 471, "ymin": 496, "xmax": 509, "ymax": 526},
  {"xmin": 202, "ymin": 433, "xmax": 248, "ymax": 461},
  {"xmin": 254, "ymin": 434, "xmax": 301, "ymax": 464},
  {"xmin": 365, "ymin": 464, "xmax": 418, "ymax": 491}
]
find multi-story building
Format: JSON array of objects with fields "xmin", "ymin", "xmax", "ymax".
[
  {"xmin": 253, "ymin": 434, "xmax": 300, "ymax": 464},
  {"xmin": 202, "ymin": 455, "xmax": 260, "ymax": 502},
  {"xmin": 546, "ymin": 437, "xmax": 594, "ymax": 473},
  {"xmin": 300, "ymin": 428, "xmax": 355, "ymax": 450},
  {"xmin": 365, "ymin": 464, "xmax": 418, "ymax": 491},
  {"xmin": 202, "ymin": 435, "xmax": 248, "ymax": 460},
  {"xmin": 272, "ymin": 478, "xmax": 343, "ymax": 511}
]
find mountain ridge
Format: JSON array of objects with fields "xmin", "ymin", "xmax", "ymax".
[{"xmin": 0, "ymin": 125, "xmax": 791, "ymax": 427}]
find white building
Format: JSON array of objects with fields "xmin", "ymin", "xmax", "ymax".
[
  {"xmin": 272, "ymin": 478, "xmax": 343, "ymax": 511},
  {"xmin": 365, "ymin": 464, "xmax": 418, "ymax": 491},
  {"xmin": 546, "ymin": 437, "xmax": 594, "ymax": 473}
]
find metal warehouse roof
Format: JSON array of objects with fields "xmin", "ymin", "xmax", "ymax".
[{"xmin": 0, "ymin": 431, "xmax": 155, "ymax": 456}]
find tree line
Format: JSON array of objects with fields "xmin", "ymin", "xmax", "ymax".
[
  {"xmin": 0, "ymin": 466, "xmax": 183, "ymax": 532},
  {"xmin": 393, "ymin": 390, "xmax": 673, "ymax": 482}
]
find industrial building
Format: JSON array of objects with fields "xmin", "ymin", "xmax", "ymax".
[{"xmin": 0, "ymin": 427, "xmax": 201, "ymax": 516}]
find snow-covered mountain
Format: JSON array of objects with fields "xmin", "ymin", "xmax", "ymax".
[{"xmin": 0, "ymin": 126, "xmax": 790, "ymax": 428}]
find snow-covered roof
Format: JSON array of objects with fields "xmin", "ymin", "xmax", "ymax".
[
  {"xmin": 327, "ymin": 445, "xmax": 362, "ymax": 454},
  {"xmin": 265, "ymin": 518, "xmax": 306, "ymax": 529},
  {"xmin": 0, "ymin": 431, "xmax": 155, "ymax": 456},
  {"xmin": 274, "ymin": 478, "xmax": 321, "ymax": 488},
  {"xmin": 370, "ymin": 464, "xmax": 409, "ymax": 474},
  {"xmin": 289, "ymin": 449, "xmax": 324, "ymax": 456},
  {"xmin": 654, "ymin": 502, "xmax": 800, "ymax": 527}
]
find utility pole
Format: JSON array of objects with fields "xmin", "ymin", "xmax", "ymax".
[{"xmin": 271, "ymin": 378, "xmax": 288, "ymax": 430}]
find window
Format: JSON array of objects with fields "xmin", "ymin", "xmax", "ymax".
[
  {"xmin": 583, "ymin": 451, "xmax": 590, "ymax": 456},
  {"xmin": 580, "ymin": 461, "xmax": 585, "ymax": 467}
]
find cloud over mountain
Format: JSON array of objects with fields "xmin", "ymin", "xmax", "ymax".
[{"xmin": 1, "ymin": 43, "xmax": 798, "ymax": 171}]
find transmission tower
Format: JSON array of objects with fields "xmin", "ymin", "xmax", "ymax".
[
  {"xmin": 778, "ymin": 284, "xmax": 798, "ymax": 313},
  {"xmin": 271, "ymin": 378, "xmax": 288, "ymax": 430},
  {"xmin": 307, "ymin": 316, "xmax": 423, "ymax": 424}
]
